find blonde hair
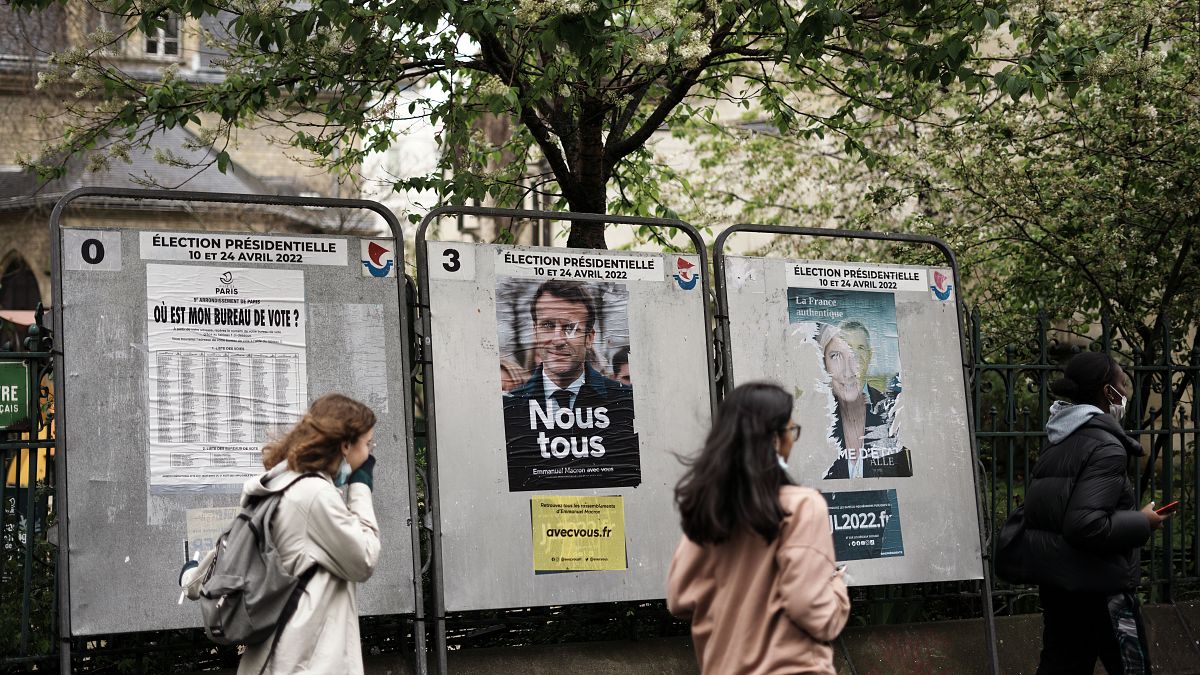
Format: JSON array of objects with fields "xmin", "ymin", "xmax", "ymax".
[
  {"xmin": 816, "ymin": 322, "xmax": 840, "ymax": 351},
  {"xmin": 262, "ymin": 393, "xmax": 376, "ymax": 472}
]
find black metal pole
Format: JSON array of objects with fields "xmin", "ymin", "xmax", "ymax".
[{"xmin": 49, "ymin": 189, "xmax": 72, "ymax": 675}]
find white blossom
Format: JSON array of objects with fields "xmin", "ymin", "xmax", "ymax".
[
  {"xmin": 476, "ymin": 76, "xmax": 511, "ymax": 99},
  {"xmin": 677, "ymin": 30, "xmax": 711, "ymax": 68},
  {"xmin": 635, "ymin": 40, "xmax": 668, "ymax": 67},
  {"xmin": 515, "ymin": 0, "xmax": 597, "ymax": 24}
]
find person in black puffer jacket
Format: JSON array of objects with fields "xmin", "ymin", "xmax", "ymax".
[{"xmin": 1023, "ymin": 352, "xmax": 1172, "ymax": 674}]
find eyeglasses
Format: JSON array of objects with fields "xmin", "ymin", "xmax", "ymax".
[
  {"xmin": 784, "ymin": 423, "xmax": 801, "ymax": 442},
  {"xmin": 536, "ymin": 319, "xmax": 583, "ymax": 339}
]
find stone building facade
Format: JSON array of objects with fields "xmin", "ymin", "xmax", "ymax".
[{"xmin": 0, "ymin": 2, "xmax": 372, "ymax": 324}]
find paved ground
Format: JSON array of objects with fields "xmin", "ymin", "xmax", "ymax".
[{"xmin": 188, "ymin": 601, "xmax": 1200, "ymax": 674}]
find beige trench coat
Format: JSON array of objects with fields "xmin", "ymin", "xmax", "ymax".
[{"xmin": 184, "ymin": 464, "xmax": 380, "ymax": 675}]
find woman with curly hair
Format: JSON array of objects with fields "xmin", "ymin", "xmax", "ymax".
[{"xmin": 183, "ymin": 393, "xmax": 381, "ymax": 674}]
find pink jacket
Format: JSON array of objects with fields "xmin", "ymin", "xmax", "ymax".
[{"xmin": 667, "ymin": 485, "xmax": 850, "ymax": 674}]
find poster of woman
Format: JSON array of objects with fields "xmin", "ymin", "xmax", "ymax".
[{"xmin": 788, "ymin": 288, "xmax": 913, "ymax": 479}]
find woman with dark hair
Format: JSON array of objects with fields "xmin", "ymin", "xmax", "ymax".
[
  {"xmin": 1024, "ymin": 352, "xmax": 1171, "ymax": 674},
  {"xmin": 183, "ymin": 393, "xmax": 381, "ymax": 674},
  {"xmin": 667, "ymin": 382, "xmax": 849, "ymax": 674}
]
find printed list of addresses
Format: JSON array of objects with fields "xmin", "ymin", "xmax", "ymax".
[
  {"xmin": 146, "ymin": 264, "xmax": 308, "ymax": 488},
  {"xmin": 152, "ymin": 352, "xmax": 301, "ymax": 469}
]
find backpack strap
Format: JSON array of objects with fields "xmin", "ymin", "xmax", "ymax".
[
  {"xmin": 281, "ymin": 471, "xmax": 322, "ymax": 491},
  {"xmin": 254, "ymin": 471, "xmax": 321, "ymax": 674},
  {"xmin": 257, "ymin": 565, "xmax": 319, "ymax": 675},
  {"xmin": 256, "ymin": 473, "xmax": 321, "ymax": 547},
  {"xmin": 247, "ymin": 471, "xmax": 322, "ymax": 508}
]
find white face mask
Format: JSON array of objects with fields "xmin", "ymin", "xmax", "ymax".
[
  {"xmin": 1106, "ymin": 385, "xmax": 1127, "ymax": 421},
  {"xmin": 333, "ymin": 458, "xmax": 352, "ymax": 487}
]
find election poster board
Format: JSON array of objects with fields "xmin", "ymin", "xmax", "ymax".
[
  {"xmin": 722, "ymin": 256, "xmax": 982, "ymax": 585},
  {"xmin": 56, "ymin": 225, "xmax": 417, "ymax": 635},
  {"xmin": 426, "ymin": 242, "xmax": 712, "ymax": 611}
]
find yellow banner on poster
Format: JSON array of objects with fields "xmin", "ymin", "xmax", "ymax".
[{"xmin": 531, "ymin": 495, "xmax": 626, "ymax": 572}]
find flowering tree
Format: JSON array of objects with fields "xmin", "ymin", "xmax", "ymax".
[
  {"xmin": 913, "ymin": 0, "xmax": 1200, "ymax": 480},
  {"xmin": 909, "ymin": 0, "xmax": 1199, "ymax": 365},
  {"xmin": 672, "ymin": 0, "xmax": 1197, "ymax": 360},
  {"xmin": 15, "ymin": 0, "xmax": 1014, "ymax": 247},
  {"xmin": 674, "ymin": 0, "xmax": 1199, "ymax": 486}
]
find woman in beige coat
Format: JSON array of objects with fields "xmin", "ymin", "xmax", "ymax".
[
  {"xmin": 184, "ymin": 393, "xmax": 381, "ymax": 674},
  {"xmin": 668, "ymin": 382, "xmax": 850, "ymax": 674}
]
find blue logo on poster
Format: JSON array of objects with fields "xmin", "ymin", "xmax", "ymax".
[
  {"xmin": 673, "ymin": 257, "xmax": 698, "ymax": 290},
  {"xmin": 930, "ymin": 270, "xmax": 953, "ymax": 301},
  {"xmin": 362, "ymin": 241, "xmax": 394, "ymax": 277}
]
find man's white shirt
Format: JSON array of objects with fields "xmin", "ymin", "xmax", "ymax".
[{"xmin": 542, "ymin": 370, "xmax": 585, "ymax": 414}]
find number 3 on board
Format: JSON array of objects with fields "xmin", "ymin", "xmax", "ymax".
[{"xmin": 442, "ymin": 248, "xmax": 461, "ymax": 272}]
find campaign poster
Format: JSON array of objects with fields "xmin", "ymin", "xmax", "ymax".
[
  {"xmin": 530, "ymin": 495, "xmax": 627, "ymax": 572},
  {"xmin": 823, "ymin": 489, "xmax": 904, "ymax": 561},
  {"xmin": 497, "ymin": 277, "xmax": 639, "ymax": 491},
  {"xmin": 787, "ymin": 288, "xmax": 912, "ymax": 479},
  {"xmin": 145, "ymin": 264, "xmax": 307, "ymax": 491}
]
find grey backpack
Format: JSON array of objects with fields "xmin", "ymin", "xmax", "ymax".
[{"xmin": 199, "ymin": 473, "xmax": 318, "ymax": 648}]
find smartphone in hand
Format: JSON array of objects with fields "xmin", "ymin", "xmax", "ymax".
[{"xmin": 1155, "ymin": 500, "xmax": 1180, "ymax": 515}]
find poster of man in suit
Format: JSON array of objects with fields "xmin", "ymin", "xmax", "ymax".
[
  {"xmin": 788, "ymin": 289, "xmax": 912, "ymax": 479},
  {"xmin": 497, "ymin": 278, "xmax": 639, "ymax": 491}
]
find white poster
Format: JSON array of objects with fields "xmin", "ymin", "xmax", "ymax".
[
  {"xmin": 788, "ymin": 262, "xmax": 926, "ymax": 292},
  {"xmin": 140, "ymin": 231, "xmax": 347, "ymax": 266},
  {"xmin": 145, "ymin": 264, "xmax": 307, "ymax": 490},
  {"xmin": 185, "ymin": 507, "xmax": 240, "ymax": 559},
  {"xmin": 494, "ymin": 249, "xmax": 664, "ymax": 282}
]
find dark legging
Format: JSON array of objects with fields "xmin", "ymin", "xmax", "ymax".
[{"xmin": 1036, "ymin": 586, "xmax": 1149, "ymax": 675}]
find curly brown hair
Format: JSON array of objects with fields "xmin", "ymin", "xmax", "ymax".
[{"xmin": 262, "ymin": 393, "xmax": 376, "ymax": 473}]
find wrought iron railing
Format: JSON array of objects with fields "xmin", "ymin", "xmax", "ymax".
[
  {"xmin": 1, "ymin": 307, "xmax": 1196, "ymax": 670},
  {"xmin": 973, "ymin": 310, "xmax": 1199, "ymax": 610},
  {"xmin": 0, "ymin": 305, "xmax": 57, "ymax": 670}
]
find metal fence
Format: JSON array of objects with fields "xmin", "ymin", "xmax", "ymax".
[
  {"xmin": 973, "ymin": 310, "xmax": 1199, "ymax": 612},
  {"xmin": 0, "ymin": 306, "xmax": 56, "ymax": 670},
  {"xmin": 1, "ymin": 306, "xmax": 1197, "ymax": 669}
]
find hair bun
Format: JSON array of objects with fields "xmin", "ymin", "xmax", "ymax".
[
  {"xmin": 1048, "ymin": 377, "xmax": 1079, "ymax": 400},
  {"xmin": 1055, "ymin": 351, "xmax": 1123, "ymax": 404}
]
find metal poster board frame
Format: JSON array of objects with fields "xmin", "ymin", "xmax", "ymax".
[
  {"xmin": 415, "ymin": 206, "xmax": 717, "ymax": 674},
  {"xmin": 712, "ymin": 223, "xmax": 999, "ymax": 675},
  {"xmin": 49, "ymin": 188, "xmax": 427, "ymax": 674}
]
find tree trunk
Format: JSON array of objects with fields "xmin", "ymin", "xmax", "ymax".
[
  {"xmin": 565, "ymin": 102, "xmax": 608, "ymax": 250},
  {"xmin": 564, "ymin": 189, "xmax": 607, "ymax": 249}
]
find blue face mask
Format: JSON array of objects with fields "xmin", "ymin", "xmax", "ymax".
[{"xmin": 333, "ymin": 458, "xmax": 351, "ymax": 487}]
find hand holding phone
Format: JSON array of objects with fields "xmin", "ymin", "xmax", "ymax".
[{"xmin": 1155, "ymin": 500, "xmax": 1180, "ymax": 515}]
